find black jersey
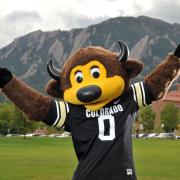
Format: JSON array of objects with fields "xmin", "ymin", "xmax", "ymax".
[{"xmin": 43, "ymin": 82, "xmax": 153, "ymax": 180}]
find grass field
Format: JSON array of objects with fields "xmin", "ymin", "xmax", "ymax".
[{"xmin": 0, "ymin": 137, "xmax": 180, "ymax": 180}]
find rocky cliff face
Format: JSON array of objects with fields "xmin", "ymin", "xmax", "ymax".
[{"xmin": 0, "ymin": 16, "xmax": 180, "ymax": 98}]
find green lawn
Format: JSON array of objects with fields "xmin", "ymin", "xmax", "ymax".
[
  {"xmin": 134, "ymin": 139, "xmax": 180, "ymax": 180},
  {"xmin": 0, "ymin": 137, "xmax": 180, "ymax": 180}
]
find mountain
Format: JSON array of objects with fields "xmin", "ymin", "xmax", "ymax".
[{"xmin": 0, "ymin": 15, "xmax": 180, "ymax": 100}]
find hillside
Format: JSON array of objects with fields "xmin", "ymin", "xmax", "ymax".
[{"xmin": 0, "ymin": 15, "xmax": 180, "ymax": 100}]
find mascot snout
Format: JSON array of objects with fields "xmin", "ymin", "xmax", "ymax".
[{"xmin": 77, "ymin": 85, "xmax": 102, "ymax": 102}]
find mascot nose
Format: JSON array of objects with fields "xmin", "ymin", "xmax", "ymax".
[{"xmin": 77, "ymin": 85, "xmax": 102, "ymax": 102}]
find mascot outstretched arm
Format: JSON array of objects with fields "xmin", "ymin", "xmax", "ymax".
[{"xmin": 0, "ymin": 41, "xmax": 180, "ymax": 180}]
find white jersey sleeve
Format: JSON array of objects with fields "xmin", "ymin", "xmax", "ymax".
[
  {"xmin": 131, "ymin": 81, "xmax": 153, "ymax": 109},
  {"xmin": 42, "ymin": 100, "xmax": 69, "ymax": 128}
]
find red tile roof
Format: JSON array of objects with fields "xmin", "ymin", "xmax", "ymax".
[{"xmin": 163, "ymin": 84, "xmax": 180, "ymax": 102}]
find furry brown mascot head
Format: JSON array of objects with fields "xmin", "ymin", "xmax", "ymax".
[{"xmin": 45, "ymin": 41, "xmax": 143, "ymax": 111}]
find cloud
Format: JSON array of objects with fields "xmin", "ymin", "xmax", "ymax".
[
  {"xmin": 0, "ymin": 11, "xmax": 41, "ymax": 48},
  {"xmin": 56, "ymin": 11, "xmax": 109, "ymax": 29},
  {"xmin": 5, "ymin": 11, "xmax": 41, "ymax": 22},
  {"xmin": 0, "ymin": 0, "xmax": 180, "ymax": 48},
  {"xmin": 145, "ymin": 0, "xmax": 180, "ymax": 23}
]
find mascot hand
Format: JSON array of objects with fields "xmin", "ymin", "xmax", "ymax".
[
  {"xmin": 174, "ymin": 44, "xmax": 180, "ymax": 58},
  {"xmin": 0, "ymin": 68, "xmax": 13, "ymax": 88}
]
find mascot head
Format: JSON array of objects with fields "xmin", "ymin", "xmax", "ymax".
[{"xmin": 45, "ymin": 41, "xmax": 143, "ymax": 111}]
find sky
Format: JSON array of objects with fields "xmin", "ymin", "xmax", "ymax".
[{"xmin": 0, "ymin": 0, "xmax": 180, "ymax": 48}]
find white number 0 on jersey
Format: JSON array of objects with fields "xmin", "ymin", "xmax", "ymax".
[{"xmin": 98, "ymin": 115, "xmax": 115, "ymax": 141}]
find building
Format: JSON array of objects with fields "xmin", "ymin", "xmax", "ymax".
[{"xmin": 152, "ymin": 84, "xmax": 180, "ymax": 128}]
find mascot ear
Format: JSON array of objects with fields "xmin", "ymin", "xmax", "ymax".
[
  {"xmin": 45, "ymin": 79, "xmax": 63, "ymax": 98},
  {"xmin": 121, "ymin": 59, "xmax": 143, "ymax": 79}
]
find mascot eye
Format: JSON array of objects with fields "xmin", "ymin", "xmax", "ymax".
[
  {"xmin": 90, "ymin": 66, "xmax": 100, "ymax": 79},
  {"xmin": 75, "ymin": 71, "xmax": 83, "ymax": 83}
]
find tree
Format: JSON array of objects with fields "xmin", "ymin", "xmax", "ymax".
[
  {"xmin": 10, "ymin": 105, "xmax": 38, "ymax": 135},
  {"xmin": 0, "ymin": 103, "xmax": 13, "ymax": 135},
  {"xmin": 161, "ymin": 103, "xmax": 180, "ymax": 132},
  {"xmin": 0, "ymin": 102, "xmax": 39, "ymax": 135},
  {"xmin": 0, "ymin": 102, "xmax": 60, "ymax": 135},
  {"xmin": 140, "ymin": 105, "xmax": 155, "ymax": 132}
]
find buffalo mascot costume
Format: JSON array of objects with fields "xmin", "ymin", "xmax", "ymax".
[{"xmin": 0, "ymin": 40, "xmax": 180, "ymax": 180}]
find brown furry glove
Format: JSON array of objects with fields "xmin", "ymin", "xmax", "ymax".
[
  {"xmin": 174, "ymin": 44, "xmax": 180, "ymax": 58},
  {"xmin": 0, "ymin": 68, "xmax": 13, "ymax": 88}
]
